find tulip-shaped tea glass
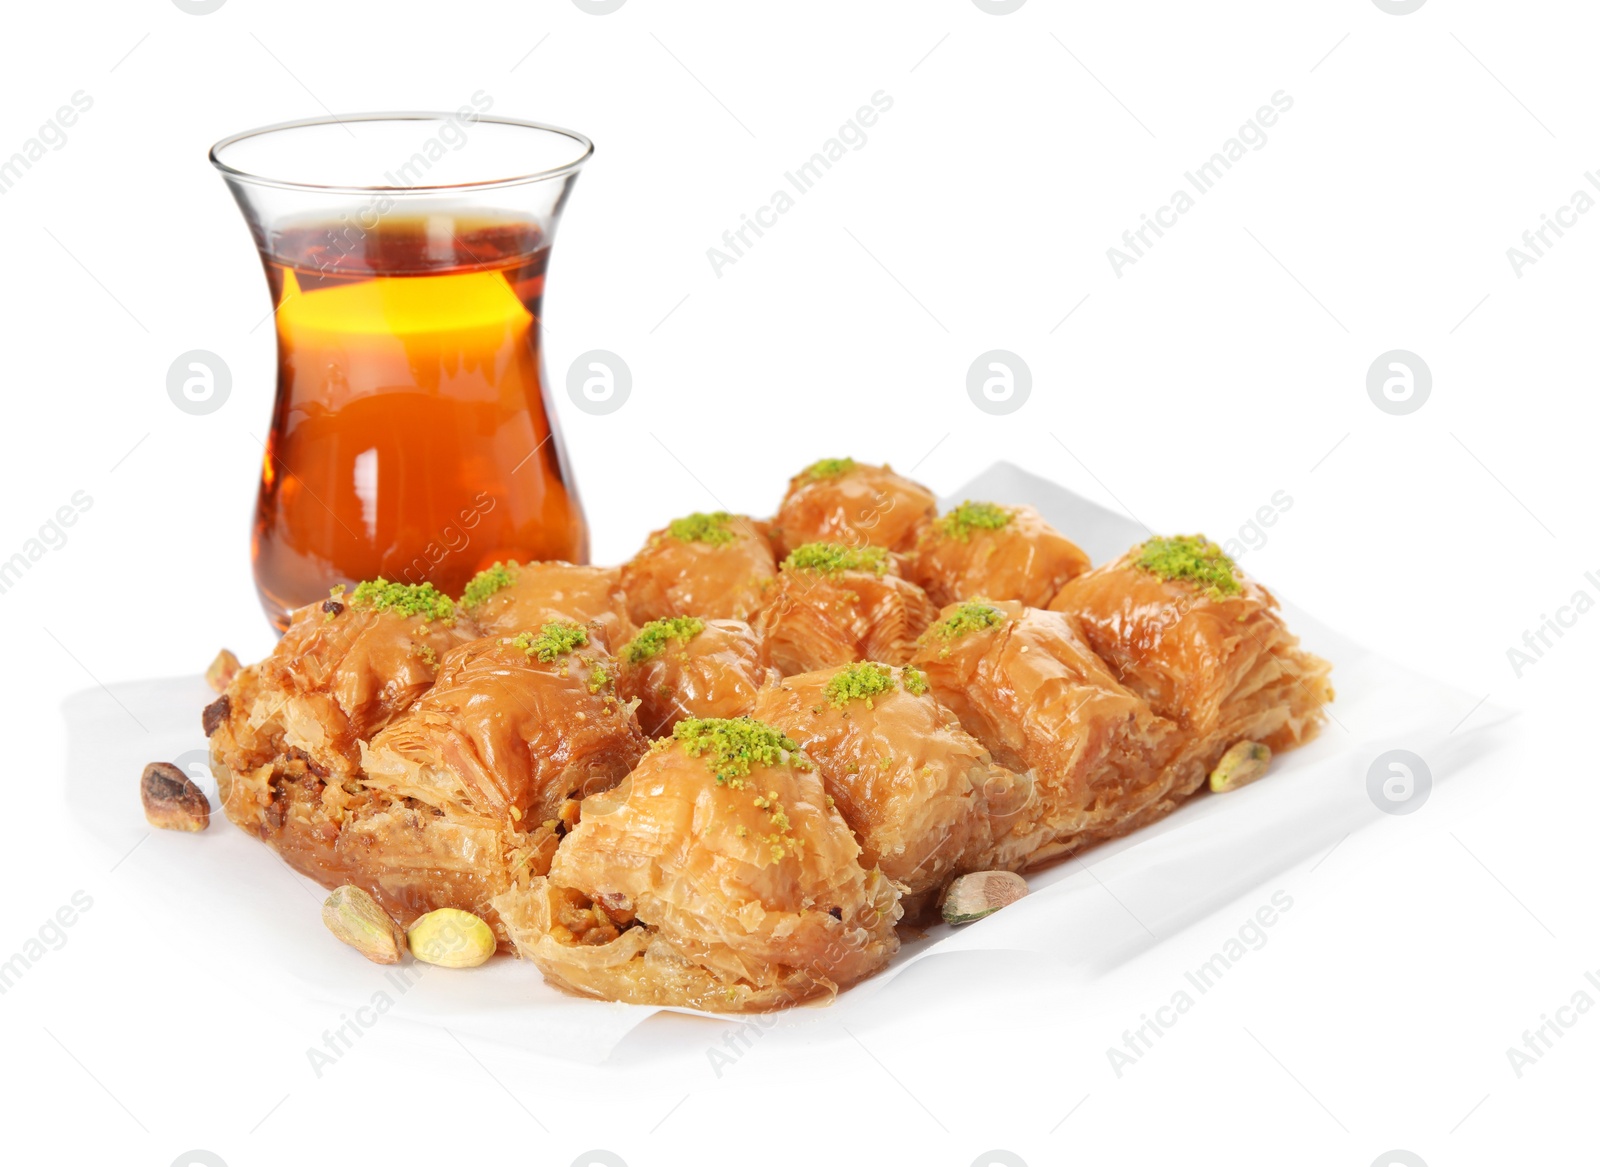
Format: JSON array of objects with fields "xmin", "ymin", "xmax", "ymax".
[{"xmin": 211, "ymin": 113, "xmax": 593, "ymax": 630}]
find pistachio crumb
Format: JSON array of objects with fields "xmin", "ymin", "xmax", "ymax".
[
  {"xmin": 936, "ymin": 500, "xmax": 1013, "ymax": 542},
  {"xmin": 825, "ymin": 662, "xmax": 896, "ymax": 708},
  {"xmin": 1134, "ymin": 535, "xmax": 1242, "ymax": 598},
  {"xmin": 782, "ymin": 542, "xmax": 890, "ymax": 576},
  {"xmin": 623, "ymin": 616, "xmax": 706, "ymax": 665},
  {"xmin": 802, "ymin": 457, "xmax": 856, "ymax": 480},
  {"xmin": 926, "ymin": 601, "xmax": 1006, "ymax": 642},
  {"xmin": 507, "ymin": 621, "xmax": 588, "ymax": 662},
  {"xmin": 348, "ymin": 578, "xmax": 456, "ymax": 624},
  {"xmin": 671, "ymin": 717, "xmax": 801, "ymax": 785},
  {"xmin": 460, "ymin": 561, "xmax": 519, "ymax": 609},
  {"xmin": 667, "ymin": 511, "xmax": 738, "ymax": 547}
]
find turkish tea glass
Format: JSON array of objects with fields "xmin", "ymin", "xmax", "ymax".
[{"xmin": 211, "ymin": 113, "xmax": 593, "ymax": 631}]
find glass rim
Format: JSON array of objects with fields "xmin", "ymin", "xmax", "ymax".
[{"xmin": 209, "ymin": 112, "xmax": 594, "ymax": 195}]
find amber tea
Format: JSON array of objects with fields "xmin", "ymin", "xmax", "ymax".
[{"xmin": 250, "ymin": 215, "xmax": 588, "ymax": 629}]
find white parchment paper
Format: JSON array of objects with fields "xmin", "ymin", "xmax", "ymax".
[{"xmin": 62, "ymin": 463, "xmax": 1513, "ymax": 1062}]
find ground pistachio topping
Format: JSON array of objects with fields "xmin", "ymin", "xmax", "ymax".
[
  {"xmin": 1134, "ymin": 535, "xmax": 1242, "ymax": 597},
  {"xmin": 927, "ymin": 601, "xmax": 1006, "ymax": 642},
  {"xmin": 667, "ymin": 511, "xmax": 738, "ymax": 547},
  {"xmin": 507, "ymin": 621, "xmax": 588, "ymax": 662},
  {"xmin": 749, "ymin": 786, "xmax": 799, "ymax": 860},
  {"xmin": 460, "ymin": 562, "xmax": 519, "ymax": 609},
  {"xmin": 825, "ymin": 662, "xmax": 896, "ymax": 708},
  {"xmin": 623, "ymin": 616, "xmax": 706, "ymax": 665},
  {"xmin": 901, "ymin": 666, "xmax": 930, "ymax": 696},
  {"xmin": 348, "ymin": 579, "xmax": 456, "ymax": 624},
  {"xmin": 937, "ymin": 500, "xmax": 1013, "ymax": 542},
  {"xmin": 656, "ymin": 720, "xmax": 812, "ymax": 858},
  {"xmin": 667, "ymin": 717, "xmax": 806, "ymax": 786},
  {"xmin": 783, "ymin": 542, "xmax": 890, "ymax": 576},
  {"xmin": 802, "ymin": 457, "xmax": 857, "ymax": 480}
]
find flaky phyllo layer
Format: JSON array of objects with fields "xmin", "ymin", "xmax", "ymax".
[{"xmin": 494, "ymin": 720, "xmax": 901, "ymax": 1011}]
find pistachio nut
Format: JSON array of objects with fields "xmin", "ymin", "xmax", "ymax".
[
  {"xmin": 140, "ymin": 761, "xmax": 210, "ymax": 832},
  {"xmin": 407, "ymin": 908, "xmax": 496, "ymax": 968},
  {"xmin": 322, "ymin": 885, "xmax": 406, "ymax": 965},
  {"xmin": 205, "ymin": 648, "xmax": 241, "ymax": 693},
  {"xmin": 941, "ymin": 870, "xmax": 1029, "ymax": 925},
  {"xmin": 1209, "ymin": 740, "xmax": 1272, "ymax": 793}
]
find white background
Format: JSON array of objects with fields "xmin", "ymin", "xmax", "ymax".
[{"xmin": 3, "ymin": 0, "xmax": 1595, "ymax": 1164}]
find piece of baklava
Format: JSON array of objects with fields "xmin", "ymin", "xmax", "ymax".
[
  {"xmin": 459, "ymin": 560, "xmax": 633, "ymax": 653},
  {"xmin": 210, "ymin": 612, "xmax": 646, "ymax": 942},
  {"xmin": 751, "ymin": 662, "xmax": 1030, "ymax": 916},
  {"xmin": 770, "ymin": 457, "xmax": 938, "ymax": 556},
  {"xmin": 205, "ymin": 580, "xmax": 474, "ymax": 786},
  {"xmin": 617, "ymin": 616, "xmax": 778, "ymax": 736},
  {"xmin": 752, "ymin": 543, "xmax": 937, "ymax": 674},
  {"xmin": 1048, "ymin": 535, "xmax": 1333, "ymax": 763},
  {"xmin": 909, "ymin": 600, "xmax": 1186, "ymax": 868},
  {"xmin": 493, "ymin": 718, "xmax": 901, "ymax": 1011},
  {"xmin": 619, "ymin": 511, "xmax": 777, "ymax": 625},
  {"xmin": 906, "ymin": 501, "xmax": 1091, "ymax": 608}
]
